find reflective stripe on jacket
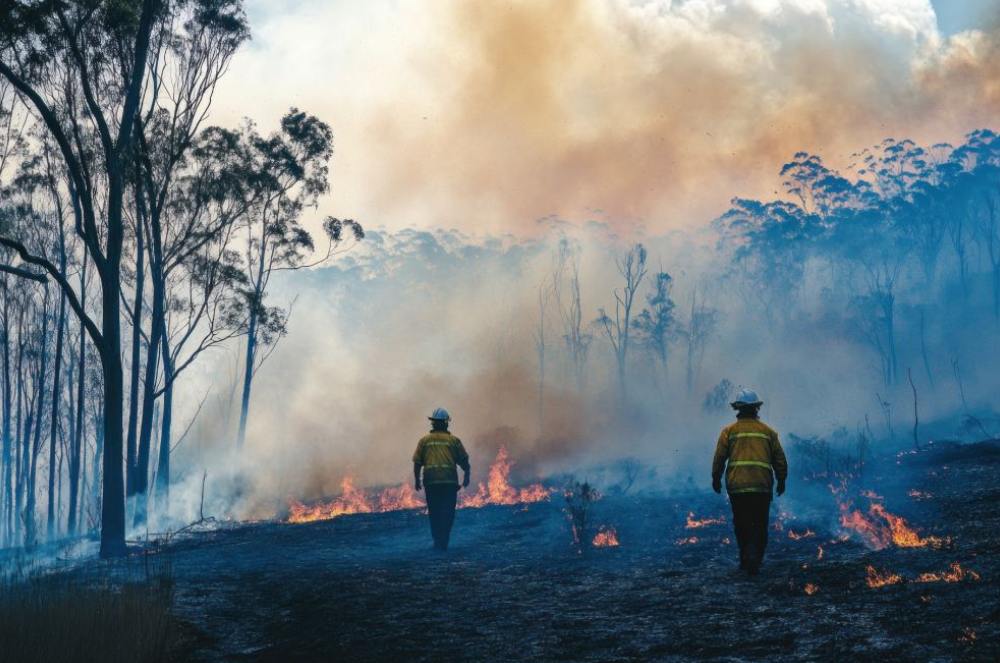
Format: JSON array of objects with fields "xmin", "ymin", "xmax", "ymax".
[
  {"xmin": 413, "ymin": 432, "xmax": 469, "ymax": 485},
  {"xmin": 712, "ymin": 418, "xmax": 788, "ymax": 495}
]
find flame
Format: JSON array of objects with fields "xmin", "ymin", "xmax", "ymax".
[
  {"xmin": 459, "ymin": 446, "xmax": 550, "ymax": 508},
  {"xmin": 721, "ymin": 537, "xmax": 731, "ymax": 545},
  {"xmin": 866, "ymin": 565, "xmax": 903, "ymax": 588},
  {"xmin": 675, "ymin": 536, "xmax": 700, "ymax": 546},
  {"xmin": 860, "ymin": 489, "xmax": 883, "ymax": 500},
  {"xmin": 287, "ymin": 446, "xmax": 548, "ymax": 524},
  {"xmin": 907, "ymin": 489, "xmax": 933, "ymax": 500},
  {"xmin": 376, "ymin": 484, "xmax": 424, "ymax": 512},
  {"xmin": 816, "ymin": 545, "xmax": 824, "ymax": 560},
  {"xmin": 803, "ymin": 583, "xmax": 819, "ymax": 596},
  {"xmin": 959, "ymin": 628, "xmax": 977, "ymax": 643},
  {"xmin": 915, "ymin": 562, "xmax": 981, "ymax": 583},
  {"xmin": 592, "ymin": 526, "xmax": 620, "ymax": 547},
  {"xmin": 288, "ymin": 477, "xmax": 424, "ymax": 523},
  {"xmin": 787, "ymin": 528, "xmax": 816, "ymax": 540},
  {"xmin": 685, "ymin": 512, "xmax": 725, "ymax": 528},
  {"xmin": 839, "ymin": 502, "xmax": 947, "ymax": 549}
]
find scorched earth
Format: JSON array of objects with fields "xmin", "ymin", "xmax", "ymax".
[{"xmin": 71, "ymin": 440, "xmax": 1000, "ymax": 661}]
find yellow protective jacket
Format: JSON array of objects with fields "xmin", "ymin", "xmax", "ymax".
[
  {"xmin": 413, "ymin": 431, "xmax": 470, "ymax": 486},
  {"xmin": 712, "ymin": 417, "xmax": 788, "ymax": 495}
]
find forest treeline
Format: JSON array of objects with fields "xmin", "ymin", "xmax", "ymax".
[
  {"xmin": 0, "ymin": 1, "xmax": 361, "ymax": 556},
  {"xmin": 717, "ymin": 131, "xmax": 1000, "ymax": 388},
  {"xmin": 523, "ymin": 130, "xmax": 1000, "ymax": 431}
]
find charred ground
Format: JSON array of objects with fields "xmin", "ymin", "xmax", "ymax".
[{"xmin": 34, "ymin": 440, "xmax": 1000, "ymax": 662}]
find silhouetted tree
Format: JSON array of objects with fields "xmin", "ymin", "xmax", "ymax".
[
  {"xmin": 596, "ymin": 244, "xmax": 647, "ymax": 401},
  {"xmin": 232, "ymin": 109, "xmax": 363, "ymax": 448}
]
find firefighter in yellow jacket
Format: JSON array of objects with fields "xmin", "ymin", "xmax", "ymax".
[
  {"xmin": 413, "ymin": 408, "xmax": 470, "ymax": 551},
  {"xmin": 712, "ymin": 389, "xmax": 788, "ymax": 575}
]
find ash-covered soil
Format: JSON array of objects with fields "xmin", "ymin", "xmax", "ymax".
[{"xmin": 119, "ymin": 441, "xmax": 999, "ymax": 661}]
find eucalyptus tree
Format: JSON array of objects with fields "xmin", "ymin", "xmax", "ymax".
[
  {"xmin": 596, "ymin": 243, "xmax": 647, "ymax": 401},
  {"xmin": 147, "ymin": 123, "xmax": 253, "ymax": 512},
  {"xmin": 127, "ymin": 0, "xmax": 248, "ymax": 527},
  {"xmin": 951, "ymin": 130, "xmax": 1000, "ymax": 319},
  {"xmin": 633, "ymin": 270, "xmax": 677, "ymax": 397},
  {"xmin": 553, "ymin": 238, "xmax": 591, "ymax": 392},
  {"xmin": 232, "ymin": 109, "xmax": 363, "ymax": 449},
  {"xmin": 679, "ymin": 288, "xmax": 718, "ymax": 393},
  {"xmin": 11, "ymin": 137, "xmax": 73, "ymax": 541},
  {"xmin": 0, "ymin": 0, "xmax": 178, "ymax": 557}
]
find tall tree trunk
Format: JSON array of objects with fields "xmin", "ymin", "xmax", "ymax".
[
  {"xmin": 236, "ymin": 329, "xmax": 256, "ymax": 449},
  {"xmin": 236, "ymin": 239, "xmax": 269, "ymax": 450},
  {"xmin": 90, "ymin": 407, "xmax": 104, "ymax": 534},
  {"xmin": 1, "ymin": 283, "xmax": 11, "ymax": 546},
  {"xmin": 99, "ymin": 225, "xmax": 127, "ymax": 557},
  {"xmin": 919, "ymin": 308, "xmax": 934, "ymax": 389},
  {"xmin": 19, "ymin": 400, "xmax": 33, "ymax": 545},
  {"xmin": 133, "ymin": 265, "xmax": 162, "ymax": 529},
  {"xmin": 133, "ymin": 184, "xmax": 167, "ymax": 528},
  {"xmin": 154, "ymin": 330, "xmax": 173, "ymax": 515},
  {"xmin": 26, "ymin": 290, "xmax": 50, "ymax": 546},
  {"xmin": 47, "ymin": 285, "xmax": 67, "ymax": 540},
  {"xmin": 68, "ymin": 257, "xmax": 87, "ymax": 537},
  {"xmin": 14, "ymin": 305, "xmax": 26, "ymax": 542},
  {"xmin": 236, "ymin": 287, "xmax": 261, "ymax": 449},
  {"xmin": 56, "ymin": 426, "xmax": 64, "ymax": 534},
  {"xmin": 126, "ymin": 217, "xmax": 145, "ymax": 499},
  {"xmin": 908, "ymin": 368, "xmax": 920, "ymax": 451}
]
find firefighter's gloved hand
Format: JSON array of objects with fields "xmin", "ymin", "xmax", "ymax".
[
  {"xmin": 462, "ymin": 474, "xmax": 470, "ymax": 489},
  {"xmin": 415, "ymin": 479, "xmax": 422, "ymax": 492},
  {"xmin": 712, "ymin": 477, "xmax": 722, "ymax": 494},
  {"xmin": 776, "ymin": 479, "xmax": 786, "ymax": 496}
]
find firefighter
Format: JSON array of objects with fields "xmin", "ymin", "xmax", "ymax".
[
  {"xmin": 413, "ymin": 408, "xmax": 470, "ymax": 551},
  {"xmin": 711, "ymin": 389, "xmax": 788, "ymax": 575}
]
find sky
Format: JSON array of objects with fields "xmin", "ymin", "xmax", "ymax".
[{"xmin": 208, "ymin": 0, "xmax": 1000, "ymax": 236}]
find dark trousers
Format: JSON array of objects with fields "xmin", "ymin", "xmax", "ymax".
[
  {"xmin": 729, "ymin": 493, "xmax": 772, "ymax": 569},
  {"xmin": 425, "ymin": 484, "xmax": 459, "ymax": 550}
]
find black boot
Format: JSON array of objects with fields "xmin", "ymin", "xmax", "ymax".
[{"xmin": 744, "ymin": 543, "xmax": 759, "ymax": 575}]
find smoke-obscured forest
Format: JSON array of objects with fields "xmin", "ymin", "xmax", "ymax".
[{"xmin": 215, "ymin": 129, "xmax": 1000, "ymax": 519}]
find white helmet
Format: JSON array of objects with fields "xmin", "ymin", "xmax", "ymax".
[
  {"xmin": 731, "ymin": 388, "xmax": 762, "ymax": 408},
  {"xmin": 428, "ymin": 407, "xmax": 451, "ymax": 422}
]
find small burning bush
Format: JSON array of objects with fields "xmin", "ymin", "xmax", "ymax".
[{"xmin": 564, "ymin": 480, "xmax": 600, "ymax": 548}]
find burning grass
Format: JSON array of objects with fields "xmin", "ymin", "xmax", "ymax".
[
  {"xmin": 839, "ymin": 502, "xmax": 948, "ymax": 550},
  {"xmin": 287, "ymin": 446, "xmax": 549, "ymax": 524},
  {"xmin": 865, "ymin": 565, "xmax": 904, "ymax": 588},
  {"xmin": 685, "ymin": 512, "xmax": 725, "ymax": 529},
  {"xmin": 592, "ymin": 526, "xmax": 620, "ymax": 548},
  {"xmin": 787, "ymin": 528, "xmax": 816, "ymax": 540},
  {"xmin": 288, "ymin": 478, "xmax": 423, "ymax": 523},
  {"xmin": 460, "ymin": 446, "xmax": 550, "ymax": 508},
  {"xmin": 915, "ymin": 563, "xmax": 981, "ymax": 584},
  {"xmin": 863, "ymin": 561, "xmax": 981, "ymax": 589}
]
